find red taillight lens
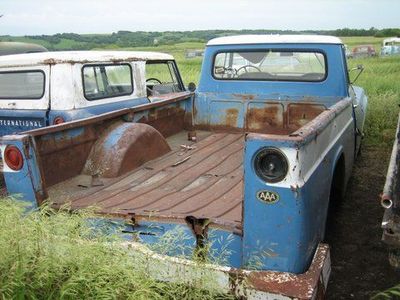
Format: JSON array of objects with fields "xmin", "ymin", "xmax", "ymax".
[
  {"xmin": 4, "ymin": 145, "xmax": 23, "ymax": 171},
  {"xmin": 53, "ymin": 116, "xmax": 65, "ymax": 125}
]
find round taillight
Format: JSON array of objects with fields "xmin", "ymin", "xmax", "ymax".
[
  {"xmin": 4, "ymin": 145, "xmax": 23, "ymax": 171},
  {"xmin": 254, "ymin": 148, "xmax": 288, "ymax": 183},
  {"xmin": 53, "ymin": 116, "xmax": 65, "ymax": 125}
]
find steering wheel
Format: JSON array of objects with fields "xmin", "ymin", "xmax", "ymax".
[
  {"xmin": 236, "ymin": 65, "xmax": 262, "ymax": 74},
  {"xmin": 146, "ymin": 78, "xmax": 162, "ymax": 96},
  {"xmin": 146, "ymin": 78, "xmax": 162, "ymax": 84}
]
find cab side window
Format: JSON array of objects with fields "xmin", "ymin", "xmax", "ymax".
[
  {"xmin": 0, "ymin": 70, "xmax": 45, "ymax": 99},
  {"xmin": 83, "ymin": 64, "xmax": 133, "ymax": 100},
  {"xmin": 145, "ymin": 61, "xmax": 184, "ymax": 97}
]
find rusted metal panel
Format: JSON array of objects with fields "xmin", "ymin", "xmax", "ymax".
[
  {"xmin": 37, "ymin": 127, "xmax": 97, "ymax": 187},
  {"xmin": 83, "ymin": 123, "xmax": 171, "ymax": 178},
  {"xmin": 287, "ymin": 103, "xmax": 325, "ymax": 130},
  {"xmin": 48, "ymin": 132, "xmax": 244, "ymax": 234},
  {"xmin": 195, "ymin": 95, "xmax": 328, "ymax": 136},
  {"xmin": 246, "ymin": 102, "xmax": 285, "ymax": 133},
  {"xmin": 138, "ymin": 105, "xmax": 186, "ymax": 137},
  {"xmin": 24, "ymin": 94, "xmax": 192, "ymax": 188},
  {"xmin": 208, "ymin": 101, "xmax": 244, "ymax": 132},
  {"xmin": 122, "ymin": 241, "xmax": 330, "ymax": 299},
  {"xmin": 25, "ymin": 91, "xmax": 193, "ymax": 137},
  {"xmin": 45, "ymin": 99, "xmax": 350, "ymax": 236},
  {"xmin": 246, "ymin": 98, "xmax": 351, "ymax": 146},
  {"xmin": 245, "ymin": 245, "xmax": 330, "ymax": 299}
]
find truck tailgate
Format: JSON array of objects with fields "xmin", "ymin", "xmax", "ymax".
[{"xmin": 49, "ymin": 132, "xmax": 244, "ymax": 233}]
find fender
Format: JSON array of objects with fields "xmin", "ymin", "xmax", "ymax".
[
  {"xmin": 331, "ymin": 145, "xmax": 344, "ymax": 178},
  {"xmin": 83, "ymin": 122, "xmax": 171, "ymax": 178}
]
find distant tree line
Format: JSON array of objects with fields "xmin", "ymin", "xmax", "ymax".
[{"xmin": 1, "ymin": 28, "xmax": 399, "ymax": 50}]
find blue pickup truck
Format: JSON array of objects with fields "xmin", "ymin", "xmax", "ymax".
[
  {"xmin": 0, "ymin": 51, "xmax": 185, "ymax": 136},
  {"xmin": 0, "ymin": 35, "xmax": 367, "ymax": 299}
]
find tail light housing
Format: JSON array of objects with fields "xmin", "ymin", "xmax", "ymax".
[
  {"xmin": 4, "ymin": 145, "xmax": 23, "ymax": 171},
  {"xmin": 53, "ymin": 116, "xmax": 65, "ymax": 125},
  {"xmin": 254, "ymin": 147, "xmax": 288, "ymax": 183}
]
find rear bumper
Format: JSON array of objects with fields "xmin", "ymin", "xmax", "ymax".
[{"xmin": 126, "ymin": 242, "xmax": 331, "ymax": 300}]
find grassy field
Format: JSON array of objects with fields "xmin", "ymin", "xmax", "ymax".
[
  {"xmin": 348, "ymin": 55, "xmax": 400, "ymax": 146},
  {"xmin": 1, "ymin": 36, "xmax": 400, "ymax": 299}
]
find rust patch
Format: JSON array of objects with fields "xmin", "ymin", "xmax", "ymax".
[
  {"xmin": 84, "ymin": 123, "xmax": 171, "ymax": 178},
  {"xmin": 288, "ymin": 103, "xmax": 326, "ymax": 129},
  {"xmin": 225, "ymin": 108, "xmax": 239, "ymax": 128},
  {"xmin": 246, "ymin": 103, "xmax": 284, "ymax": 133},
  {"xmin": 184, "ymin": 110, "xmax": 194, "ymax": 130},
  {"xmin": 194, "ymin": 123, "xmax": 244, "ymax": 133},
  {"xmin": 48, "ymin": 133, "xmax": 244, "ymax": 234},
  {"xmin": 247, "ymin": 99, "xmax": 352, "ymax": 146},
  {"xmin": 140, "ymin": 106, "xmax": 185, "ymax": 137},
  {"xmin": 31, "ymin": 93, "xmax": 191, "ymax": 189},
  {"xmin": 245, "ymin": 244, "xmax": 330, "ymax": 299},
  {"xmin": 195, "ymin": 101, "xmax": 327, "ymax": 136},
  {"xmin": 37, "ymin": 126, "xmax": 98, "ymax": 187},
  {"xmin": 232, "ymin": 93, "xmax": 255, "ymax": 100}
]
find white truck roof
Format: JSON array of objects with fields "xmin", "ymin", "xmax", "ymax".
[
  {"xmin": 0, "ymin": 50, "xmax": 174, "ymax": 68},
  {"xmin": 383, "ymin": 37, "xmax": 400, "ymax": 45},
  {"xmin": 207, "ymin": 35, "xmax": 343, "ymax": 46}
]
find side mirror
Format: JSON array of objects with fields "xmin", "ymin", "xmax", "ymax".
[
  {"xmin": 349, "ymin": 64, "xmax": 364, "ymax": 84},
  {"xmin": 188, "ymin": 82, "xmax": 196, "ymax": 92}
]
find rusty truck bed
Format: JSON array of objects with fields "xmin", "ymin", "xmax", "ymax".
[{"xmin": 49, "ymin": 131, "xmax": 244, "ymax": 233}]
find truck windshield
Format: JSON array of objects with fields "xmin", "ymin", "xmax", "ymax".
[
  {"xmin": 0, "ymin": 70, "xmax": 45, "ymax": 99},
  {"xmin": 213, "ymin": 50, "xmax": 326, "ymax": 82}
]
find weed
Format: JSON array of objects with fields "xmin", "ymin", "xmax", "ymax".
[{"xmin": 0, "ymin": 198, "xmax": 233, "ymax": 299}]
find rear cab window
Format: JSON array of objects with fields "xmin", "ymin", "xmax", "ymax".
[
  {"xmin": 145, "ymin": 61, "xmax": 184, "ymax": 97},
  {"xmin": 82, "ymin": 64, "xmax": 133, "ymax": 100},
  {"xmin": 213, "ymin": 50, "xmax": 327, "ymax": 82},
  {"xmin": 0, "ymin": 70, "xmax": 45, "ymax": 99}
]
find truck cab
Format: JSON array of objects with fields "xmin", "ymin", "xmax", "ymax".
[
  {"xmin": 381, "ymin": 37, "xmax": 400, "ymax": 56},
  {"xmin": 0, "ymin": 51, "xmax": 185, "ymax": 136}
]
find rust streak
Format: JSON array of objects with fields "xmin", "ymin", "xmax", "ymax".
[{"xmin": 243, "ymin": 244, "xmax": 330, "ymax": 299}]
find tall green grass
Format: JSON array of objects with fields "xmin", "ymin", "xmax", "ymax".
[
  {"xmin": 0, "ymin": 199, "xmax": 233, "ymax": 299},
  {"xmin": 347, "ymin": 56, "xmax": 400, "ymax": 146}
]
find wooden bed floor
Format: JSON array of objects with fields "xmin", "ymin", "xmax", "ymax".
[{"xmin": 49, "ymin": 131, "xmax": 244, "ymax": 232}]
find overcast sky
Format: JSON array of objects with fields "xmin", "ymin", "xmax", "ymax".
[{"xmin": 1, "ymin": 0, "xmax": 399, "ymax": 36}]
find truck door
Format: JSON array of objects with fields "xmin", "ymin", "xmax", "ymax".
[
  {"xmin": 0, "ymin": 65, "xmax": 50, "ymax": 136},
  {"xmin": 349, "ymin": 85, "xmax": 367, "ymax": 154}
]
